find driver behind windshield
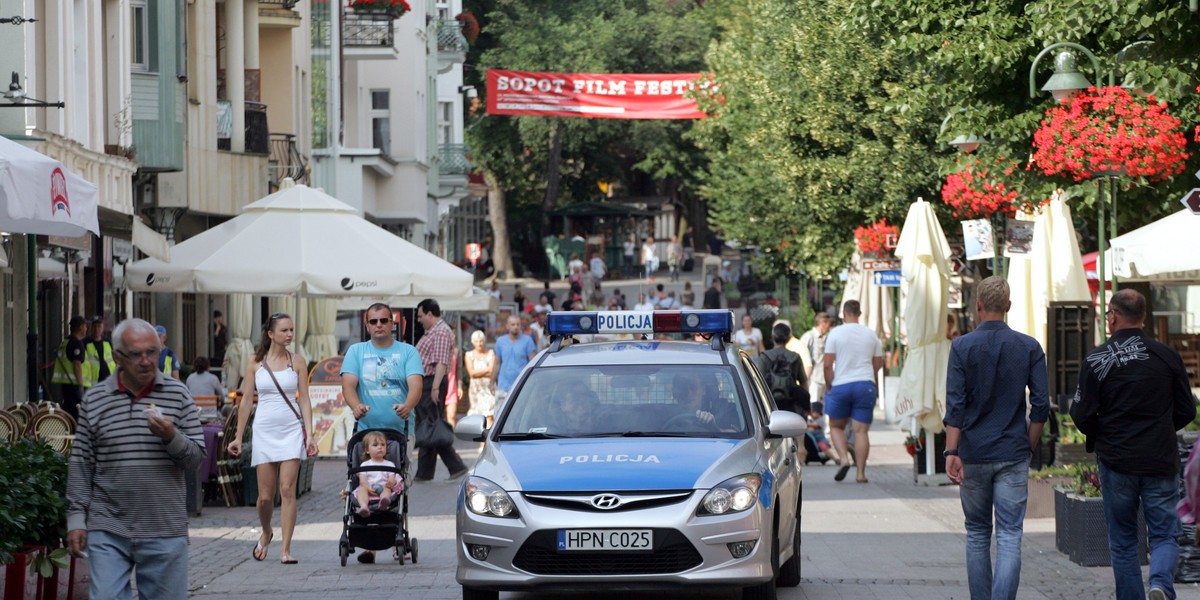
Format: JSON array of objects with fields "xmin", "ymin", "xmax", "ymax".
[{"xmin": 671, "ymin": 373, "xmax": 739, "ymax": 432}]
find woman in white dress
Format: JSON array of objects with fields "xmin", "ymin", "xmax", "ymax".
[
  {"xmin": 465, "ymin": 330, "xmax": 497, "ymax": 429},
  {"xmin": 734, "ymin": 313, "xmax": 765, "ymax": 357},
  {"xmin": 227, "ymin": 312, "xmax": 316, "ymax": 565}
]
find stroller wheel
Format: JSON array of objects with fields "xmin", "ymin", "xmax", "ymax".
[
  {"xmin": 339, "ymin": 543, "xmax": 349, "ymax": 567},
  {"xmin": 410, "ymin": 538, "xmax": 419, "ymax": 564},
  {"xmin": 394, "ymin": 544, "xmax": 405, "ymax": 565}
]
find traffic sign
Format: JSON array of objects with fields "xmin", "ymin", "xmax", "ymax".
[
  {"xmin": 1182, "ymin": 188, "xmax": 1200, "ymax": 215},
  {"xmin": 861, "ymin": 258, "xmax": 901, "ymax": 271},
  {"xmin": 873, "ymin": 270, "xmax": 902, "ymax": 287}
]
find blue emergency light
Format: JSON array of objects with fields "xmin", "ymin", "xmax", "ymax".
[{"xmin": 545, "ymin": 310, "xmax": 733, "ymax": 336}]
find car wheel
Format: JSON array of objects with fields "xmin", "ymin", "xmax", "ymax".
[
  {"xmin": 462, "ymin": 586, "xmax": 498, "ymax": 600},
  {"xmin": 742, "ymin": 518, "xmax": 779, "ymax": 600},
  {"xmin": 778, "ymin": 504, "xmax": 801, "ymax": 587}
]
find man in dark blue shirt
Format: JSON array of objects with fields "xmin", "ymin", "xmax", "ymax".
[
  {"xmin": 943, "ymin": 276, "xmax": 1049, "ymax": 600},
  {"xmin": 1071, "ymin": 289, "xmax": 1195, "ymax": 600}
]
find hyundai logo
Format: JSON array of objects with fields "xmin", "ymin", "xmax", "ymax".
[{"xmin": 590, "ymin": 493, "xmax": 623, "ymax": 510}]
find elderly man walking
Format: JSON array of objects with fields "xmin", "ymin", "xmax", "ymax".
[
  {"xmin": 943, "ymin": 276, "xmax": 1049, "ymax": 600},
  {"xmin": 67, "ymin": 318, "xmax": 205, "ymax": 600},
  {"xmin": 1071, "ymin": 289, "xmax": 1196, "ymax": 600}
]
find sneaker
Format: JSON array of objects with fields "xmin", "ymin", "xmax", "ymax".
[
  {"xmin": 1148, "ymin": 587, "xmax": 1168, "ymax": 600},
  {"xmin": 446, "ymin": 468, "xmax": 469, "ymax": 482}
]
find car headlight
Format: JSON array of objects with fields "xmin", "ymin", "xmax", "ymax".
[
  {"xmin": 464, "ymin": 476, "xmax": 519, "ymax": 518},
  {"xmin": 698, "ymin": 474, "xmax": 762, "ymax": 516}
]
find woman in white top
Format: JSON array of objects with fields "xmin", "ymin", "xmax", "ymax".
[
  {"xmin": 734, "ymin": 313, "xmax": 765, "ymax": 357},
  {"xmin": 641, "ymin": 237, "xmax": 659, "ymax": 281},
  {"xmin": 465, "ymin": 330, "xmax": 497, "ymax": 429},
  {"xmin": 227, "ymin": 312, "xmax": 315, "ymax": 565}
]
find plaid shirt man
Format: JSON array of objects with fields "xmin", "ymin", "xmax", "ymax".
[{"xmin": 416, "ymin": 318, "xmax": 454, "ymax": 376}]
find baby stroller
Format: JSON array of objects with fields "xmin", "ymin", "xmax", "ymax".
[{"xmin": 338, "ymin": 428, "xmax": 418, "ymax": 566}]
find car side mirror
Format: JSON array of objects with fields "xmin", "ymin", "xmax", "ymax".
[
  {"xmin": 765, "ymin": 410, "xmax": 807, "ymax": 439},
  {"xmin": 455, "ymin": 414, "xmax": 487, "ymax": 442}
]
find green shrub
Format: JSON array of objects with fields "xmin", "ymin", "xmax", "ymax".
[{"xmin": 0, "ymin": 439, "xmax": 69, "ymax": 564}]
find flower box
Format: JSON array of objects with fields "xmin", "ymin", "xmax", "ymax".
[
  {"xmin": 1027, "ymin": 476, "xmax": 1069, "ymax": 519},
  {"xmin": 3, "ymin": 548, "xmax": 41, "ymax": 600},
  {"xmin": 1054, "ymin": 487, "xmax": 1147, "ymax": 567}
]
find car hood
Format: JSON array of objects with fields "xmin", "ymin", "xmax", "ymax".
[{"xmin": 476, "ymin": 438, "xmax": 758, "ymax": 492}]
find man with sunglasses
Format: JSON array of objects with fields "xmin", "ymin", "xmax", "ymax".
[
  {"xmin": 66, "ymin": 318, "xmax": 205, "ymax": 599},
  {"xmin": 339, "ymin": 303, "xmax": 423, "ymax": 563}
]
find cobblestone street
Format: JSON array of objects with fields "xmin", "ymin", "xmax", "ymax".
[{"xmin": 183, "ymin": 417, "xmax": 1200, "ymax": 600}]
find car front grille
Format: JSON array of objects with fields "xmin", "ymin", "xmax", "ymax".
[
  {"xmin": 523, "ymin": 490, "xmax": 693, "ymax": 512},
  {"xmin": 512, "ymin": 529, "xmax": 702, "ymax": 575}
]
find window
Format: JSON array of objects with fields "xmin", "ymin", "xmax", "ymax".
[
  {"xmin": 370, "ymin": 90, "xmax": 390, "ymax": 156},
  {"xmin": 438, "ymin": 101, "xmax": 453, "ymax": 145},
  {"xmin": 131, "ymin": 0, "xmax": 149, "ymax": 72}
]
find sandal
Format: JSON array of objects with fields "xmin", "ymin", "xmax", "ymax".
[
  {"xmin": 252, "ymin": 532, "xmax": 273, "ymax": 561},
  {"xmin": 280, "ymin": 555, "xmax": 298, "ymax": 564},
  {"xmin": 834, "ymin": 464, "xmax": 851, "ymax": 482}
]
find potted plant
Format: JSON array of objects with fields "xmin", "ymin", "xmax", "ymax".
[
  {"xmin": 1054, "ymin": 421, "xmax": 1092, "ymax": 467},
  {"xmin": 1031, "ymin": 85, "xmax": 1189, "ymax": 182},
  {"xmin": 347, "ymin": 0, "xmax": 411, "ymax": 17},
  {"xmin": 0, "ymin": 439, "xmax": 71, "ymax": 600},
  {"xmin": 941, "ymin": 155, "xmax": 1044, "ymax": 219},
  {"xmin": 853, "ymin": 219, "xmax": 898, "ymax": 257},
  {"xmin": 911, "ymin": 429, "xmax": 946, "ymax": 476},
  {"xmin": 1053, "ymin": 463, "xmax": 1148, "ymax": 566}
]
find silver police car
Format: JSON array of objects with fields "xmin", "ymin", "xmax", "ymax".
[{"xmin": 454, "ymin": 310, "xmax": 807, "ymax": 600}]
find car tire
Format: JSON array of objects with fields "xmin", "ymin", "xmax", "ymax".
[
  {"xmin": 742, "ymin": 517, "xmax": 779, "ymax": 600},
  {"xmin": 778, "ymin": 505, "xmax": 801, "ymax": 587},
  {"xmin": 462, "ymin": 586, "xmax": 498, "ymax": 600}
]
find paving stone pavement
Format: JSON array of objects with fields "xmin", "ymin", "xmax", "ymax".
[{"xmin": 183, "ymin": 413, "xmax": 1200, "ymax": 600}]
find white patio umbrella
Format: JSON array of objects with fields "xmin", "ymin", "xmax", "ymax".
[
  {"xmin": 841, "ymin": 251, "xmax": 894, "ymax": 338},
  {"xmin": 336, "ymin": 286, "xmax": 499, "ymax": 313},
  {"xmin": 224, "ymin": 294, "xmax": 256, "ymax": 389},
  {"xmin": 0, "ymin": 135, "xmax": 99, "ymax": 237},
  {"xmin": 1009, "ymin": 198, "xmax": 1090, "ymax": 349},
  {"xmin": 893, "ymin": 199, "xmax": 952, "ymax": 442},
  {"xmin": 125, "ymin": 182, "xmax": 473, "ymax": 298},
  {"xmin": 1105, "ymin": 209, "xmax": 1200, "ymax": 281}
]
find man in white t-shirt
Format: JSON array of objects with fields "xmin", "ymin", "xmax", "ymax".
[
  {"xmin": 822, "ymin": 300, "xmax": 883, "ymax": 484},
  {"xmin": 633, "ymin": 293, "xmax": 655, "ymax": 312}
]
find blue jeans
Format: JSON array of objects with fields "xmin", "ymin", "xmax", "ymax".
[
  {"xmin": 1098, "ymin": 460, "xmax": 1181, "ymax": 600},
  {"xmin": 88, "ymin": 530, "xmax": 189, "ymax": 600},
  {"xmin": 960, "ymin": 458, "xmax": 1028, "ymax": 600}
]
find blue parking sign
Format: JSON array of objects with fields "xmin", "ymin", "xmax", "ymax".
[{"xmin": 873, "ymin": 270, "xmax": 902, "ymax": 287}]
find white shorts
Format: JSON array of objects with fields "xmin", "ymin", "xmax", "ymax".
[{"xmin": 809, "ymin": 380, "xmax": 825, "ymax": 404}]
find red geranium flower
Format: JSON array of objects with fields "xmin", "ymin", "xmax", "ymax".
[
  {"xmin": 854, "ymin": 219, "xmax": 898, "ymax": 255},
  {"xmin": 942, "ymin": 156, "xmax": 1042, "ymax": 218}
]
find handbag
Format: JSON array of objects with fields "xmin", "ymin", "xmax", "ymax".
[
  {"xmin": 414, "ymin": 414, "xmax": 455, "ymax": 449},
  {"xmin": 264, "ymin": 353, "xmax": 318, "ymax": 457}
]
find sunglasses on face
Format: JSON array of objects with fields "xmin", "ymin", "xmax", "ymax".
[{"xmin": 368, "ymin": 317, "xmax": 392, "ymax": 325}]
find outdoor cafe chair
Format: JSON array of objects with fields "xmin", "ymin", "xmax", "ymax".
[{"xmin": 29, "ymin": 405, "xmax": 76, "ymax": 455}]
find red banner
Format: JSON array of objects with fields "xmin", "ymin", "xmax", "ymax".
[{"xmin": 486, "ymin": 70, "xmax": 708, "ymax": 120}]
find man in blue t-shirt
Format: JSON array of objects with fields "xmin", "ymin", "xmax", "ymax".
[
  {"xmin": 341, "ymin": 303, "xmax": 424, "ymax": 434},
  {"xmin": 339, "ymin": 303, "xmax": 422, "ymax": 564},
  {"xmin": 493, "ymin": 315, "xmax": 537, "ymax": 411}
]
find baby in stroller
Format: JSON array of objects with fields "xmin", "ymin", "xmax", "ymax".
[{"xmin": 354, "ymin": 431, "xmax": 404, "ymax": 517}]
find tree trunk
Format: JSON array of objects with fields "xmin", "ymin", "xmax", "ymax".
[
  {"xmin": 540, "ymin": 123, "xmax": 563, "ymax": 239},
  {"xmin": 484, "ymin": 169, "xmax": 514, "ymax": 280}
]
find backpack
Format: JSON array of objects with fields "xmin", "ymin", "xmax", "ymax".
[{"xmin": 762, "ymin": 350, "xmax": 800, "ymax": 410}]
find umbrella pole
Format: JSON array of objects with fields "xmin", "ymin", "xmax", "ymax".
[
  {"xmin": 926, "ymin": 427, "xmax": 935, "ymax": 477},
  {"xmin": 26, "ymin": 235, "xmax": 38, "ymax": 404}
]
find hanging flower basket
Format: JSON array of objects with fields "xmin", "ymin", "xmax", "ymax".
[
  {"xmin": 1031, "ymin": 86, "xmax": 1189, "ymax": 182},
  {"xmin": 348, "ymin": 0, "xmax": 411, "ymax": 17},
  {"xmin": 854, "ymin": 219, "xmax": 898, "ymax": 255},
  {"xmin": 456, "ymin": 11, "xmax": 480, "ymax": 44},
  {"xmin": 941, "ymin": 156, "xmax": 1040, "ymax": 219}
]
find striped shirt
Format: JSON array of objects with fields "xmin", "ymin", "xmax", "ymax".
[{"xmin": 67, "ymin": 370, "xmax": 205, "ymax": 538}]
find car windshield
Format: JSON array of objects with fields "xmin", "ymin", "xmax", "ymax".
[{"xmin": 496, "ymin": 365, "xmax": 750, "ymax": 439}]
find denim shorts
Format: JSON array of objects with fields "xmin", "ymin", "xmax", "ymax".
[{"xmin": 824, "ymin": 380, "xmax": 877, "ymax": 424}]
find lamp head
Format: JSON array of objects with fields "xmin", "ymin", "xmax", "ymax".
[
  {"xmin": 1041, "ymin": 50, "xmax": 1092, "ymax": 103},
  {"xmin": 6, "ymin": 72, "xmax": 25, "ymax": 99},
  {"xmin": 948, "ymin": 133, "xmax": 986, "ymax": 154}
]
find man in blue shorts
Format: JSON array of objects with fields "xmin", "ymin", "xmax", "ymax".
[
  {"xmin": 340, "ymin": 303, "xmax": 423, "ymax": 564},
  {"xmin": 822, "ymin": 300, "xmax": 883, "ymax": 483}
]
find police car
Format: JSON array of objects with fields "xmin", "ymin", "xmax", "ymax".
[{"xmin": 454, "ymin": 310, "xmax": 807, "ymax": 600}]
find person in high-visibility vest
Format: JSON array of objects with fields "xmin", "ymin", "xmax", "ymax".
[
  {"xmin": 51, "ymin": 315, "xmax": 87, "ymax": 418},
  {"xmin": 82, "ymin": 316, "xmax": 116, "ymax": 388},
  {"xmin": 155, "ymin": 325, "xmax": 181, "ymax": 379}
]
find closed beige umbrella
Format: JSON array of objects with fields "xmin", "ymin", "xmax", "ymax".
[
  {"xmin": 1008, "ymin": 198, "xmax": 1090, "ymax": 349},
  {"xmin": 224, "ymin": 294, "xmax": 256, "ymax": 390},
  {"xmin": 306, "ymin": 298, "xmax": 339, "ymax": 363}
]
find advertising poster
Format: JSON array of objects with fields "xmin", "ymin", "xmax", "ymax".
[
  {"xmin": 961, "ymin": 219, "xmax": 995, "ymax": 261},
  {"xmin": 948, "ymin": 276, "xmax": 963, "ymax": 309},
  {"xmin": 308, "ymin": 356, "xmax": 355, "ymax": 458},
  {"xmin": 486, "ymin": 70, "xmax": 709, "ymax": 120},
  {"xmin": 1005, "ymin": 219, "xmax": 1034, "ymax": 256}
]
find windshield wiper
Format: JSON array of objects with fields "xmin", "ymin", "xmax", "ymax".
[
  {"xmin": 495, "ymin": 431, "xmax": 568, "ymax": 440},
  {"xmin": 616, "ymin": 431, "xmax": 700, "ymax": 438}
]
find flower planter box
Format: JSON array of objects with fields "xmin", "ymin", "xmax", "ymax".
[
  {"xmin": 4, "ymin": 548, "xmax": 42, "ymax": 600},
  {"xmin": 1053, "ymin": 442, "xmax": 1093, "ymax": 467},
  {"xmin": 1027, "ymin": 476, "xmax": 1070, "ymax": 519},
  {"xmin": 1054, "ymin": 487, "xmax": 1147, "ymax": 567}
]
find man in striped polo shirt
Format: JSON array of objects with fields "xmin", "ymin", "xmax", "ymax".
[{"xmin": 66, "ymin": 318, "xmax": 205, "ymax": 600}]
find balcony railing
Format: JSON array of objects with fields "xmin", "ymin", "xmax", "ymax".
[
  {"xmin": 439, "ymin": 144, "xmax": 470, "ymax": 176},
  {"xmin": 269, "ymin": 133, "xmax": 309, "ymax": 187},
  {"xmin": 259, "ymin": 0, "xmax": 299, "ymax": 8},
  {"xmin": 344, "ymin": 11, "xmax": 395, "ymax": 48},
  {"xmin": 436, "ymin": 19, "xmax": 469, "ymax": 54},
  {"xmin": 216, "ymin": 100, "xmax": 270, "ymax": 155}
]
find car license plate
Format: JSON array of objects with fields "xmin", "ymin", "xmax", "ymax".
[{"xmin": 557, "ymin": 529, "xmax": 653, "ymax": 551}]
